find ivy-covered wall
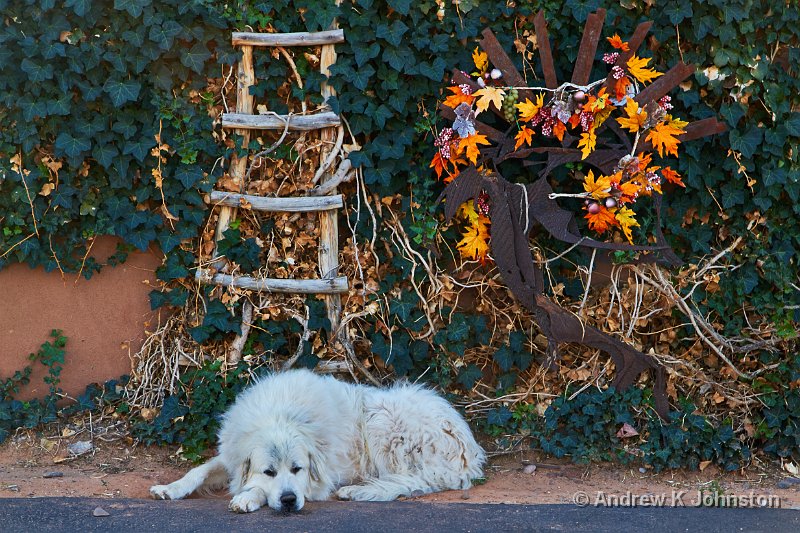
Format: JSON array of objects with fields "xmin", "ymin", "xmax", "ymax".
[{"xmin": 1, "ymin": 0, "xmax": 798, "ymax": 465}]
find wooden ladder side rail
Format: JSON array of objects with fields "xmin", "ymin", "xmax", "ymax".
[
  {"xmin": 211, "ymin": 45, "xmax": 255, "ymax": 271},
  {"xmin": 317, "ymin": 7, "xmax": 345, "ymax": 341}
]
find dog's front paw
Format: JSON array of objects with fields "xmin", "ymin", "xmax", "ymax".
[
  {"xmin": 336, "ymin": 484, "xmax": 375, "ymax": 501},
  {"xmin": 150, "ymin": 484, "xmax": 182, "ymax": 500},
  {"xmin": 229, "ymin": 490, "xmax": 264, "ymax": 513}
]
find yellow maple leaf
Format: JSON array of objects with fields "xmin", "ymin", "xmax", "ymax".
[
  {"xmin": 593, "ymin": 106, "xmax": 614, "ymax": 129},
  {"xmin": 578, "ymin": 130, "xmax": 597, "ymax": 159},
  {"xmin": 473, "ymin": 86, "xmax": 506, "ymax": 114},
  {"xmin": 614, "ymin": 206, "xmax": 640, "ymax": 244},
  {"xmin": 645, "ymin": 122, "xmax": 685, "ymax": 157},
  {"xmin": 627, "ymin": 55, "xmax": 663, "ymax": 85},
  {"xmin": 515, "ymin": 93, "xmax": 545, "ymax": 121},
  {"xmin": 457, "ymin": 201, "xmax": 482, "ymax": 225},
  {"xmin": 585, "ymin": 87, "xmax": 610, "ymax": 113},
  {"xmin": 583, "ymin": 170, "xmax": 612, "ymax": 200},
  {"xmin": 514, "ymin": 126, "xmax": 535, "ymax": 150},
  {"xmin": 457, "ymin": 220, "xmax": 491, "ymax": 261},
  {"xmin": 666, "ymin": 114, "xmax": 689, "ymax": 129},
  {"xmin": 616, "ymin": 98, "xmax": 648, "ymax": 132},
  {"xmin": 472, "ymin": 47, "xmax": 488, "ymax": 75},
  {"xmin": 458, "ymin": 133, "xmax": 491, "ymax": 164}
]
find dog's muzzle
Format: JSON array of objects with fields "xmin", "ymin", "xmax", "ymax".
[{"xmin": 280, "ymin": 491, "xmax": 298, "ymax": 511}]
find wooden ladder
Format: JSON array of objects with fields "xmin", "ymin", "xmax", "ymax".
[{"xmin": 197, "ymin": 28, "xmax": 349, "ymax": 363}]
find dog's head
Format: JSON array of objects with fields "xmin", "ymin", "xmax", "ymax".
[{"xmin": 233, "ymin": 421, "xmax": 328, "ymax": 512}]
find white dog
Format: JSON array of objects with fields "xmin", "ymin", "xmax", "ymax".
[{"xmin": 150, "ymin": 369, "xmax": 485, "ymax": 513}]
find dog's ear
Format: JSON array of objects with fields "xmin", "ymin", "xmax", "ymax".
[{"xmin": 308, "ymin": 449, "xmax": 323, "ymax": 483}]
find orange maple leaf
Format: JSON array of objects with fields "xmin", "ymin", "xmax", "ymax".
[
  {"xmin": 585, "ymin": 204, "xmax": 618, "ymax": 234},
  {"xmin": 553, "ymin": 120, "xmax": 566, "ymax": 141},
  {"xmin": 443, "ymin": 167, "xmax": 460, "ymax": 184},
  {"xmin": 616, "ymin": 98, "xmax": 647, "ymax": 132},
  {"xmin": 627, "ymin": 55, "xmax": 663, "ymax": 85},
  {"xmin": 645, "ymin": 122, "xmax": 685, "ymax": 157},
  {"xmin": 514, "ymin": 126, "xmax": 535, "ymax": 150},
  {"xmin": 607, "ymin": 33, "xmax": 630, "ymax": 52},
  {"xmin": 457, "ymin": 220, "xmax": 491, "ymax": 262},
  {"xmin": 443, "ymin": 86, "xmax": 475, "ymax": 108},
  {"xmin": 430, "ymin": 152, "xmax": 447, "ymax": 179},
  {"xmin": 567, "ymin": 113, "xmax": 581, "ymax": 129},
  {"xmin": 458, "ymin": 133, "xmax": 491, "ymax": 164},
  {"xmin": 661, "ymin": 166, "xmax": 685, "ymax": 187},
  {"xmin": 614, "ymin": 76, "xmax": 631, "ymax": 101},
  {"xmin": 619, "ymin": 180, "xmax": 640, "ymax": 202}
]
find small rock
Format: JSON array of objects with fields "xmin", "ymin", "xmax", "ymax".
[
  {"xmin": 5, "ymin": 485, "xmax": 20, "ymax": 492},
  {"xmin": 523, "ymin": 464, "xmax": 537, "ymax": 475},
  {"xmin": 68, "ymin": 441, "xmax": 93, "ymax": 456},
  {"xmin": 639, "ymin": 467, "xmax": 647, "ymax": 474},
  {"xmin": 92, "ymin": 507, "xmax": 110, "ymax": 517},
  {"xmin": 43, "ymin": 472, "xmax": 63, "ymax": 479}
]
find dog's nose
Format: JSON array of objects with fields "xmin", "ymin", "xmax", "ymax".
[{"xmin": 280, "ymin": 491, "xmax": 297, "ymax": 510}]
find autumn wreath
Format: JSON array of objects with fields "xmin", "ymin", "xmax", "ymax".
[{"xmin": 434, "ymin": 31, "xmax": 693, "ymax": 261}]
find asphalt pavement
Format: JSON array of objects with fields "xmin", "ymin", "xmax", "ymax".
[{"xmin": 1, "ymin": 497, "xmax": 798, "ymax": 533}]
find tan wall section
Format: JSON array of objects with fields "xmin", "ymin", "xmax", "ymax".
[{"xmin": 0, "ymin": 236, "xmax": 163, "ymax": 400}]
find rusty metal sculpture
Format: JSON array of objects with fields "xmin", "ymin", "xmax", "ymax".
[{"xmin": 437, "ymin": 10, "xmax": 726, "ymax": 420}]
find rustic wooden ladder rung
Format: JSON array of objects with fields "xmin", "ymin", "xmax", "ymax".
[
  {"xmin": 221, "ymin": 111, "xmax": 341, "ymax": 131},
  {"xmin": 208, "ymin": 191, "xmax": 344, "ymax": 212},
  {"xmin": 199, "ymin": 24, "xmax": 350, "ymax": 366},
  {"xmin": 232, "ymin": 29, "xmax": 345, "ymax": 47}
]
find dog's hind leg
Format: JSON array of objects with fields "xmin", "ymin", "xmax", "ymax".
[
  {"xmin": 150, "ymin": 456, "xmax": 228, "ymax": 500},
  {"xmin": 335, "ymin": 474, "xmax": 441, "ymax": 502}
]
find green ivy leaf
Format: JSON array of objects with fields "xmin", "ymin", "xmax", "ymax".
[
  {"xmin": 728, "ymin": 127, "xmax": 763, "ymax": 158},
  {"xmin": 20, "ymin": 58, "xmax": 53, "ymax": 82},
  {"xmin": 786, "ymin": 112, "xmax": 800, "ymax": 137},
  {"xmin": 181, "ymin": 43, "xmax": 211, "ymax": 74},
  {"xmin": 387, "ymin": 0, "xmax": 411, "ymax": 15},
  {"xmin": 92, "ymin": 143, "xmax": 119, "ymax": 169},
  {"xmin": 149, "ymin": 20, "xmax": 183, "ymax": 50},
  {"xmin": 104, "ymin": 79, "xmax": 141, "ymax": 106},
  {"xmin": 664, "ymin": 3, "xmax": 693, "ymax": 25},
  {"xmin": 376, "ymin": 20, "xmax": 409, "ymax": 47},
  {"xmin": 64, "ymin": 0, "xmax": 91, "ymax": 16},
  {"xmin": 54, "ymin": 132, "xmax": 91, "ymax": 158},
  {"xmin": 457, "ymin": 364, "xmax": 482, "ymax": 389},
  {"xmin": 113, "ymin": 0, "xmax": 152, "ymax": 18}
]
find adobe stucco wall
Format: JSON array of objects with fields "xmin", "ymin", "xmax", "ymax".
[{"xmin": 0, "ymin": 236, "xmax": 163, "ymax": 400}]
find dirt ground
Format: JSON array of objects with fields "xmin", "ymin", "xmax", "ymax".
[{"xmin": 1, "ymin": 422, "xmax": 799, "ymax": 510}]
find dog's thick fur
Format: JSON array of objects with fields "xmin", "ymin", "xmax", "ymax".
[{"xmin": 150, "ymin": 369, "xmax": 485, "ymax": 512}]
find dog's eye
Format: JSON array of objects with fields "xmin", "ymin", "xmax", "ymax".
[
  {"xmin": 291, "ymin": 466, "xmax": 302, "ymax": 474},
  {"xmin": 264, "ymin": 468, "xmax": 277, "ymax": 477}
]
